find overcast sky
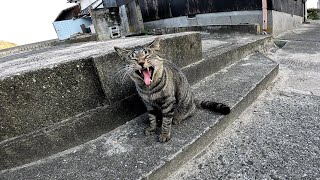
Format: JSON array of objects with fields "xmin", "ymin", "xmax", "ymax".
[
  {"xmin": 0, "ymin": 0, "xmax": 318, "ymax": 45},
  {"xmin": 308, "ymin": 0, "xmax": 319, "ymax": 8},
  {"xmin": 0, "ymin": 1, "xmax": 75, "ymax": 45}
]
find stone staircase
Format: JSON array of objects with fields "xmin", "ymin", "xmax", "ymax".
[{"xmin": 0, "ymin": 32, "xmax": 278, "ymax": 179}]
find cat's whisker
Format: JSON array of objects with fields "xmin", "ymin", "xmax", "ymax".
[
  {"xmin": 121, "ymin": 71, "xmax": 129, "ymax": 81},
  {"xmin": 115, "ymin": 65, "xmax": 135, "ymax": 84}
]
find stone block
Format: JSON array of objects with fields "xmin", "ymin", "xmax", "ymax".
[{"xmin": 0, "ymin": 59, "xmax": 105, "ymax": 141}]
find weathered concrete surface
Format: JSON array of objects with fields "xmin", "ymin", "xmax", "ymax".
[
  {"xmin": 0, "ymin": 34, "xmax": 98, "ymax": 59},
  {"xmin": 91, "ymin": 9, "xmax": 120, "ymax": 41},
  {"xmin": 0, "ymin": 32, "xmax": 202, "ymax": 170},
  {"xmin": 144, "ymin": 10, "xmax": 264, "ymax": 30},
  {"xmin": 150, "ymin": 24, "xmax": 261, "ymax": 35},
  {"xmin": 271, "ymin": 10, "xmax": 303, "ymax": 36},
  {"xmin": 1, "ymin": 32, "xmax": 270, "ymax": 172},
  {"xmin": 0, "ymin": 53, "xmax": 278, "ymax": 179},
  {"xmin": 168, "ymin": 22, "xmax": 320, "ymax": 180},
  {"xmin": 276, "ymin": 23, "xmax": 320, "ymax": 42},
  {"xmin": 0, "ymin": 32, "xmax": 200, "ymax": 80},
  {"xmin": 184, "ymin": 35, "xmax": 272, "ymax": 85},
  {"xmin": 0, "ymin": 39, "xmax": 61, "ymax": 59},
  {"xmin": 0, "ymin": 32, "xmax": 200, "ymax": 141},
  {"xmin": 0, "ymin": 59, "xmax": 105, "ymax": 141},
  {"xmin": 0, "ymin": 33, "xmax": 269, "ymax": 172},
  {"xmin": 0, "ymin": 95, "xmax": 146, "ymax": 171},
  {"xmin": 144, "ymin": 10, "xmax": 304, "ymax": 36}
]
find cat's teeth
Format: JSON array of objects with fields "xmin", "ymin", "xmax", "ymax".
[
  {"xmin": 147, "ymin": 67, "xmax": 149, "ymax": 72},
  {"xmin": 139, "ymin": 70, "xmax": 141, "ymax": 74}
]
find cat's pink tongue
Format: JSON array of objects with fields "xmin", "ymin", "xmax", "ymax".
[{"xmin": 142, "ymin": 69, "xmax": 151, "ymax": 86}]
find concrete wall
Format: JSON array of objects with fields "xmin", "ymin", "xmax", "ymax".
[
  {"xmin": 144, "ymin": 10, "xmax": 303, "ymax": 36},
  {"xmin": 53, "ymin": 17, "xmax": 93, "ymax": 40},
  {"xmin": 91, "ymin": 9, "xmax": 121, "ymax": 40},
  {"xmin": 144, "ymin": 10, "xmax": 263, "ymax": 30},
  {"xmin": 271, "ymin": 10, "xmax": 303, "ymax": 36},
  {"xmin": 150, "ymin": 25, "xmax": 261, "ymax": 36}
]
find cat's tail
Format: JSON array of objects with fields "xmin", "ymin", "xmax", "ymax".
[{"xmin": 195, "ymin": 99, "xmax": 231, "ymax": 115}]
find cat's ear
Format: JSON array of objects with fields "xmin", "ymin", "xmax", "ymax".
[
  {"xmin": 114, "ymin": 46, "xmax": 130, "ymax": 58},
  {"xmin": 148, "ymin": 37, "xmax": 160, "ymax": 51}
]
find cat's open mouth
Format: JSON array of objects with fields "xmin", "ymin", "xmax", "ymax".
[{"xmin": 136, "ymin": 66, "xmax": 154, "ymax": 86}]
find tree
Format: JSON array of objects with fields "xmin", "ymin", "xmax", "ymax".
[{"xmin": 307, "ymin": 8, "xmax": 320, "ymax": 20}]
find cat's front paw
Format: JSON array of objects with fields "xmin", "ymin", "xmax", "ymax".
[
  {"xmin": 159, "ymin": 133, "xmax": 171, "ymax": 143},
  {"xmin": 144, "ymin": 127, "xmax": 156, "ymax": 136},
  {"xmin": 173, "ymin": 118, "xmax": 182, "ymax": 125}
]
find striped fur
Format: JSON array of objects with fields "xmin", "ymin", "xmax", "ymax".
[{"xmin": 114, "ymin": 37, "xmax": 230, "ymax": 142}]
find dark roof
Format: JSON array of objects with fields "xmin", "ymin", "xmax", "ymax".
[{"xmin": 55, "ymin": 4, "xmax": 81, "ymax": 21}]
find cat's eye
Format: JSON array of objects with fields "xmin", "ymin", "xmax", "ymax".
[
  {"xmin": 129, "ymin": 53, "xmax": 136, "ymax": 59},
  {"xmin": 144, "ymin": 50, "xmax": 148, "ymax": 54}
]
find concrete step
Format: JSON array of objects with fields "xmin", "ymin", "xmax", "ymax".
[
  {"xmin": 0, "ymin": 53, "xmax": 279, "ymax": 179},
  {"xmin": 187, "ymin": 35, "xmax": 272, "ymax": 85},
  {"xmin": 0, "ymin": 33, "xmax": 272, "ymax": 171},
  {"xmin": 0, "ymin": 35, "xmax": 98, "ymax": 59},
  {"xmin": 0, "ymin": 32, "xmax": 202, "ymax": 170},
  {"xmin": 0, "ymin": 95, "xmax": 146, "ymax": 170},
  {"xmin": 0, "ymin": 40, "xmax": 60, "ymax": 59}
]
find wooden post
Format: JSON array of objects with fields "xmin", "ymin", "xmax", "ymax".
[{"xmin": 262, "ymin": 0, "xmax": 268, "ymax": 34}]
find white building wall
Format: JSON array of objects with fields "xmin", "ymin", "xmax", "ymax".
[{"xmin": 53, "ymin": 17, "xmax": 93, "ymax": 40}]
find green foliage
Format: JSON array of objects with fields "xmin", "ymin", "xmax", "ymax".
[{"xmin": 307, "ymin": 8, "xmax": 320, "ymax": 20}]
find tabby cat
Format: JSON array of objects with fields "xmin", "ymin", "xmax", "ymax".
[{"xmin": 114, "ymin": 37, "xmax": 230, "ymax": 142}]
